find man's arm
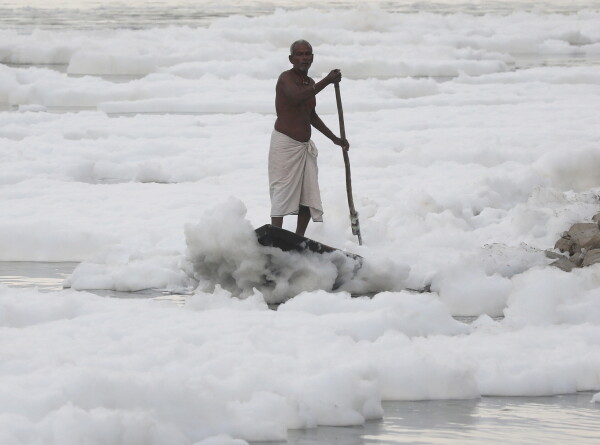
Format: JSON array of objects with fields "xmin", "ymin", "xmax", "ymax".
[
  {"xmin": 279, "ymin": 70, "xmax": 342, "ymax": 103},
  {"xmin": 311, "ymin": 110, "xmax": 350, "ymax": 150}
]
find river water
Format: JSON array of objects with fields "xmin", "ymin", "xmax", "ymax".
[
  {"xmin": 283, "ymin": 393, "xmax": 600, "ymax": 445},
  {"xmin": 2, "ymin": 0, "xmax": 599, "ymax": 30}
]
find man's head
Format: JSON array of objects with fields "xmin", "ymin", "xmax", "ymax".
[{"xmin": 289, "ymin": 40, "xmax": 313, "ymax": 73}]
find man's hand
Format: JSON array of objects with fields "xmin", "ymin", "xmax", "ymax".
[
  {"xmin": 335, "ymin": 137, "xmax": 350, "ymax": 151},
  {"xmin": 325, "ymin": 69, "xmax": 342, "ymax": 84}
]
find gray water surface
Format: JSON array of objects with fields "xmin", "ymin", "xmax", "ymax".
[
  {"xmin": 0, "ymin": 261, "xmax": 188, "ymax": 303},
  {"xmin": 0, "ymin": 261, "xmax": 77, "ymax": 291},
  {"xmin": 280, "ymin": 393, "xmax": 600, "ymax": 445},
  {"xmin": 3, "ymin": 1, "xmax": 599, "ymax": 31}
]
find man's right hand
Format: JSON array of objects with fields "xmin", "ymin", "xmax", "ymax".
[{"xmin": 325, "ymin": 69, "xmax": 342, "ymax": 84}]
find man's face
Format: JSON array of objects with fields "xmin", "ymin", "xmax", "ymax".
[{"xmin": 289, "ymin": 43, "xmax": 313, "ymax": 73}]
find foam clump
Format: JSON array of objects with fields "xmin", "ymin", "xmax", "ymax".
[
  {"xmin": 184, "ymin": 198, "xmax": 272, "ymax": 295},
  {"xmin": 186, "ymin": 286, "xmax": 268, "ymax": 312},
  {"xmin": 185, "ymin": 199, "xmax": 406, "ymax": 303},
  {"xmin": 18, "ymin": 104, "xmax": 47, "ymax": 112},
  {"xmin": 65, "ymin": 239, "xmax": 193, "ymax": 292},
  {"xmin": 503, "ymin": 266, "xmax": 600, "ymax": 327},
  {"xmin": 432, "ymin": 267, "xmax": 512, "ymax": 317},
  {"xmin": 279, "ymin": 290, "xmax": 469, "ymax": 340},
  {"xmin": 0, "ymin": 285, "xmax": 97, "ymax": 328},
  {"xmin": 430, "ymin": 244, "xmax": 549, "ymax": 316},
  {"xmin": 194, "ymin": 436, "xmax": 249, "ymax": 445}
]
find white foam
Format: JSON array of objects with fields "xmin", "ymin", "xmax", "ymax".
[
  {"xmin": 2, "ymin": 284, "xmax": 599, "ymax": 443},
  {"xmin": 503, "ymin": 266, "xmax": 600, "ymax": 327},
  {"xmin": 184, "ymin": 199, "xmax": 407, "ymax": 303},
  {"xmin": 2, "ymin": 5, "xmax": 600, "ymax": 443}
]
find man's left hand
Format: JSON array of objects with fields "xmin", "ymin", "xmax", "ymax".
[{"xmin": 335, "ymin": 137, "xmax": 350, "ymax": 151}]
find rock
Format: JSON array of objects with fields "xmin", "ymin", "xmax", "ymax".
[
  {"xmin": 582, "ymin": 249, "xmax": 600, "ymax": 267},
  {"xmin": 556, "ymin": 222, "xmax": 600, "ymax": 255},
  {"xmin": 550, "ymin": 256, "xmax": 578, "ymax": 272},
  {"xmin": 546, "ymin": 249, "xmax": 581, "ymax": 271},
  {"xmin": 573, "ymin": 249, "xmax": 586, "ymax": 267},
  {"xmin": 582, "ymin": 232, "xmax": 600, "ymax": 251},
  {"xmin": 554, "ymin": 237, "xmax": 577, "ymax": 255},
  {"xmin": 545, "ymin": 250, "xmax": 564, "ymax": 260},
  {"xmin": 567, "ymin": 223, "xmax": 600, "ymax": 247},
  {"xmin": 549, "ymin": 220, "xmax": 600, "ymax": 271}
]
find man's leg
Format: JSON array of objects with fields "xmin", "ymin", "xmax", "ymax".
[
  {"xmin": 271, "ymin": 216, "xmax": 283, "ymax": 228},
  {"xmin": 296, "ymin": 205, "xmax": 310, "ymax": 236}
]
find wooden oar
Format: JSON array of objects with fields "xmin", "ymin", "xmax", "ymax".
[{"xmin": 334, "ymin": 82, "xmax": 362, "ymax": 245}]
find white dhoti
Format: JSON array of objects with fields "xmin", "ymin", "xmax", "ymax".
[{"xmin": 269, "ymin": 129, "xmax": 323, "ymax": 222}]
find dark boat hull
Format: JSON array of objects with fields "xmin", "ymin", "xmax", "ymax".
[{"xmin": 255, "ymin": 224, "xmax": 361, "ymax": 261}]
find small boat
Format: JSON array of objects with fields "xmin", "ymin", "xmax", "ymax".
[{"xmin": 255, "ymin": 224, "xmax": 361, "ymax": 261}]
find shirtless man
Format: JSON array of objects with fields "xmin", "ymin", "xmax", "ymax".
[{"xmin": 268, "ymin": 40, "xmax": 349, "ymax": 236}]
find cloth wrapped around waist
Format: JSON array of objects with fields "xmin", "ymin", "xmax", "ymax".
[{"xmin": 268, "ymin": 129, "xmax": 323, "ymax": 222}]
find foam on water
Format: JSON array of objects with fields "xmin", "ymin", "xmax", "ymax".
[
  {"xmin": 185, "ymin": 199, "xmax": 408, "ymax": 303},
  {"xmin": 2, "ymin": 2, "xmax": 600, "ymax": 443},
  {"xmin": 1, "ymin": 283, "xmax": 599, "ymax": 443}
]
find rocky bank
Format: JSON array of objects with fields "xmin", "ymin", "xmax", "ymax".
[{"xmin": 548, "ymin": 213, "xmax": 600, "ymax": 272}]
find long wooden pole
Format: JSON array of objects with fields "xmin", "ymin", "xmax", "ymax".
[{"xmin": 334, "ymin": 82, "xmax": 362, "ymax": 245}]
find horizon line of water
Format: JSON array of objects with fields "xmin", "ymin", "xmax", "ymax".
[{"xmin": 2, "ymin": 0, "xmax": 599, "ymax": 31}]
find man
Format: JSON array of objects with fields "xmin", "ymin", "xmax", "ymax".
[{"xmin": 269, "ymin": 40, "xmax": 350, "ymax": 236}]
